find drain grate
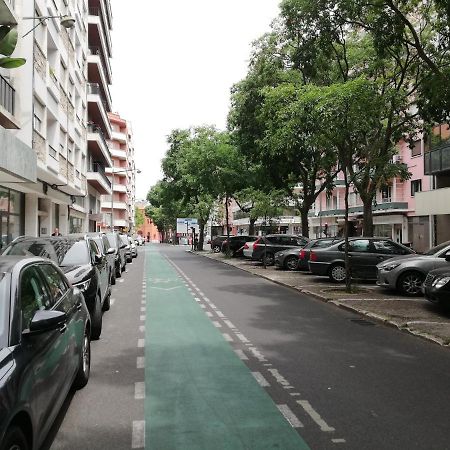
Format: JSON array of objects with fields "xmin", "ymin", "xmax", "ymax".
[{"xmin": 349, "ymin": 318, "xmax": 376, "ymax": 326}]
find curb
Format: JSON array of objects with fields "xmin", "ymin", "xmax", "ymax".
[{"xmin": 190, "ymin": 250, "xmax": 449, "ymax": 349}]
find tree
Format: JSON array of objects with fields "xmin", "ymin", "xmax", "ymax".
[
  {"xmin": 134, "ymin": 208, "xmax": 144, "ymax": 230},
  {"xmin": 0, "ymin": 25, "xmax": 25, "ymax": 68}
]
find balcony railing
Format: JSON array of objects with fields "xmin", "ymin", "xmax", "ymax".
[
  {"xmin": 88, "ymin": 45, "xmax": 112, "ymax": 87},
  {"xmin": 88, "ymin": 122, "xmax": 109, "ymax": 149},
  {"xmin": 424, "ymin": 137, "xmax": 450, "ymax": 175},
  {"xmin": 89, "ymin": 162, "xmax": 111, "ymax": 188},
  {"xmin": 0, "ymin": 75, "xmax": 15, "ymax": 116},
  {"xmin": 87, "ymin": 83, "xmax": 109, "ymax": 113}
]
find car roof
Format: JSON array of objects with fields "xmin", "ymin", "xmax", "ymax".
[
  {"xmin": 0, "ymin": 256, "xmax": 54, "ymax": 272},
  {"xmin": 11, "ymin": 235, "xmax": 86, "ymax": 244}
]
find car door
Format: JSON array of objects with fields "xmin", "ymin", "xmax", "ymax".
[
  {"xmin": 347, "ymin": 239, "xmax": 379, "ymax": 279},
  {"xmin": 89, "ymin": 239, "xmax": 107, "ymax": 301},
  {"xmin": 18, "ymin": 264, "xmax": 69, "ymax": 434},
  {"xmin": 372, "ymin": 239, "xmax": 409, "ymax": 266},
  {"xmin": 38, "ymin": 263, "xmax": 80, "ymax": 376},
  {"xmin": 102, "ymin": 235, "xmax": 114, "ymax": 274}
]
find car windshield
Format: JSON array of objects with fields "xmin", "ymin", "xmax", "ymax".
[
  {"xmin": 106, "ymin": 233, "xmax": 118, "ymax": 249},
  {"xmin": 120, "ymin": 235, "xmax": 128, "ymax": 245},
  {"xmin": 93, "ymin": 238, "xmax": 104, "ymax": 252},
  {"xmin": 423, "ymin": 241, "xmax": 450, "ymax": 256},
  {"xmin": 0, "ymin": 272, "xmax": 9, "ymax": 349}
]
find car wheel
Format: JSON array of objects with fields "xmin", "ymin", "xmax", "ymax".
[
  {"xmin": 213, "ymin": 245, "xmax": 221, "ymax": 253},
  {"xmin": 329, "ymin": 263, "xmax": 346, "ymax": 283},
  {"xmin": 0, "ymin": 426, "xmax": 29, "ymax": 450},
  {"xmin": 91, "ymin": 293, "xmax": 103, "ymax": 340},
  {"xmin": 72, "ymin": 327, "xmax": 91, "ymax": 390},
  {"xmin": 111, "ymin": 271, "xmax": 116, "ymax": 285},
  {"xmin": 127, "ymin": 257, "xmax": 132, "ymax": 263},
  {"xmin": 285, "ymin": 256, "xmax": 299, "ymax": 271},
  {"xmin": 263, "ymin": 252, "xmax": 275, "ymax": 266},
  {"xmin": 398, "ymin": 271, "xmax": 424, "ymax": 296},
  {"xmin": 102, "ymin": 289, "xmax": 111, "ymax": 312}
]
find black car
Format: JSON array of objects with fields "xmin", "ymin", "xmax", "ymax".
[
  {"xmin": 0, "ymin": 256, "xmax": 90, "ymax": 450},
  {"xmin": 3, "ymin": 236, "xmax": 111, "ymax": 340},
  {"xmin": 309, "ymin": 237, "xmax": 415, "ymax": 282},
  {"xmin": 119, "ymin": 234, "xmax": 132, "ymax": 263},
  {"xmin": 210, "ymin": 236, "xmax": 228, "ymax": 253},
  {"xmin": 221, "ymin": 236, "xmax": 258, "ymax": 256},
  {"xmin": 297, "ymin": 238, "xmax": 341, "ymax": 270},
  {"xmin": 251, "ymin": 234, "xmax": 309, "ymax": 266},
  {"xmin": 422, "ymin": 258, "xmax": 450, "ymax": 306},
  {"xmin": 106, "ymin": 232, "xmax": 127, "ymax": 277}
]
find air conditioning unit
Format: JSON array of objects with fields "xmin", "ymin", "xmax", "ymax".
[{"xmin": 393, "ymin": 155, "xmax": 403, "ymax": 163}]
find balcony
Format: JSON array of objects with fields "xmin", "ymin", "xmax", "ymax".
[
  {"xmin": 88, "ymin": 83, "xmax": 111, "ymax": 138},
  {"xmin": 111, "ymin": 130, "xmax": 127, "ymax": 144},
  {"xmin": 113, "ymin": 184, "xmax": 127, "ymax": 193},
  {"xmin": 424, "ymin": 137, "xmax": 450, "ymax": 175},
  {"xmin": 86, "ymin": 162, "xmax": 112, "ymax": 195},
  {"xmin": 88, "ymin": 46, "xmax": 112, "ymax": 102},
  {"xmin": 88, "ymin": 6, "xmax": 112, "ymax": 58},
  {"xmin": 0, "ymin": 74, "xmax": 18, "ymax": 129},
  {"xmin": 416, "ymin": 187, "xmax": 450, "ymax": 215},
  {"xmin": 110, "ymin": 148, "xmax": 127, "ymax": 160},
  {"xmin": 0, "ymin": 0, "xmax": 18, "ymax": 25},
  {"xmin": 101, "ymin": 200, "xmax": 127, "ymax": 210},
  {"xmin": 87, "ymin": 123, "xmax": 112, "ymax": 168}
]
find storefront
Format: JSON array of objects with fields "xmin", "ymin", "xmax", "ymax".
[{"xmin": 0, "ymin": 186, "xmax": 25, "ymax": 250}]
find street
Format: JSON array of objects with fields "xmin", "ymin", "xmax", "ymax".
[{"xmin": 46, "ymin": 244, "xmax": 450, "ymax": 449}]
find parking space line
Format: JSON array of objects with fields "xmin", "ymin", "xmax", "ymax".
[
  {"xmin": 277, "ymin": 405, "xmax": 304, "ymax": 428},
  {"xmin": 135, "ymin": 382, "xmax": 145, "ymax": 400},
  {"xmin": 297, "ymin": 400, "xmax": 335, "ymax": 432},
  {"xmin": 137, "ymin": 339, "xmax": 145, "ymax": 348}
]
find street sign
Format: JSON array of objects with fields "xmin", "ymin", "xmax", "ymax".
[{"xmin": 176, "ymin": 218, "xmax": 199, "ymax": 234}]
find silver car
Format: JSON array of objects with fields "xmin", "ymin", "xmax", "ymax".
[
  {"xmin": 377, "ymin": 240, "xmax": 450, "ymax": 296},
  {"xmin": 243, "ymin": 239, "xmax": 259, "ymax": 259}
]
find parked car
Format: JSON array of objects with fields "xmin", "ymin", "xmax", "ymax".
[
  {"xmin": 129, "ymin": 236, "xmax": 138, "ymax": 258},
  {"xmin": 0, "ymin": 256, "xmax": 91, "ymax": 450},
  {"xmin": 210, "ymin": 236, "xmax": 228, "ymax": 253},
  {"xmin": 274, "ymin": 238, "xmax": 331, "ymax": 271},
  {"xmin": 106, "ymin": 232, "xmax": 127, "ymax": 276},
  {"xmin": 135, "ymin": 235, "xmax": 144, "ymax": 246},
  {"xmin": 221, "ymin": 236, "xmax": 258, "ymax": 256},
  {"xmin": 71, "ymin": 232, "xmax": 116, "ymax": 285},
  {"xmin": 297, "ymin": 238, "xmax": 341, "ymax": 270},
  {"xmin": 250, "ymin": 235, "xmax": 310, "ymax": 266},
  {"xmin": 377, "ymin": 240, "xmax": 450, "ymax": 296},
  {"xmin": 119, "ymin": 234, "xmax": 132, "ymax": 263},
  {"xmin": 422, "ymin": 259, "xmax": 450, "ymax": 306},
  {"xmin": 309, "ymin": 237, "xmax": 415, "ymax": 283},
  {"xmin": 3, "ymin": 236, "xmax": 111, "ymax": 339},
  {"xmin": 243, "ymin": 239, "xmax": 259, "ymax": 259}
]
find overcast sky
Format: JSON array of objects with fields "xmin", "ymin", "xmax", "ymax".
[{"xmin": 110, "ymin": 0, "xmax": 280, "ymax": 199}]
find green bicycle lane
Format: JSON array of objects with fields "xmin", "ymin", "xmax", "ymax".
[{"xmin": 144, "ymin": 247, "xmax": 310, "ymax": 450}]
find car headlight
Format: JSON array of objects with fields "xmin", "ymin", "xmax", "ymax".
[
  {"xmin": 74, "ymin": 279, "xmax": 91, "ymax": 292},
  {"xmin": 380, "ymin": 263, "xmax": 400, "ymax": 271},
  {"xmin": 432, "ymin": 276, "xmax": 450, "ymax": 289}
]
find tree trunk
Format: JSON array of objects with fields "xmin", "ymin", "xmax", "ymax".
[
  {"xmin": 249, "ymin": 217, "xmax": 256, "ymax": 236},
  {"xmin": 362, "ymin": 198, "xmax": 374, "ymax": 237},
  {"xmin": 225, "ymin": 194, "xmax": 231, "ymax": 255},
  {"xmin": 343, "ymin": 170, "xmax": 352, "ymax": 293},
  {"xmin": 198, "ymin": 219, "xmax": 205, "ymax": 251},
  {"xmin": 300, "ymin": 207, "xmax": 310, "ymax": 238}
]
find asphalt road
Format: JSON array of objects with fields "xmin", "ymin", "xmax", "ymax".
[
  {"xmin": 43, "ymin": 249, "xmax": 145, "ymax": 450},
  {"xmin": 42, "ymin": 244, "xmax": 450, "ymax": 450},
  {"xmin": 161, "ymin": 245, "xmax": 450, "ymax": 450}
]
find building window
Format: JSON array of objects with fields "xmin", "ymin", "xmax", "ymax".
[
  {"xmin": 411, "ymin": 180, "xmax": 422, "ymax": 197},
  {"xmin": 411, "ymin": 140, "xmax": 422, "ymax": 157},
  {"xmin": 0, "ymin": 186, "xmax": 25, "ymax": 250},
  {"xmin": 34, "ymin": 99, "xmax": 45, "ymax": 133},
  {"xmin": 381, "ymin": 186, "xmax": 392, "ymax": 203}
]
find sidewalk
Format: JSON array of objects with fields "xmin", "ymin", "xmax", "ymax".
[{"xmin": 193, "ymin": 250, "xmax": 450, "ymax": 348}]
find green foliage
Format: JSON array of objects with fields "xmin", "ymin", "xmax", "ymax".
[
  {"xmin": 134, "ymin": 208, "xmax": 144, "ymax": 229},
  {"xmin": 0, "ymin": 26, "xmax": 25, "ymax": 69}
]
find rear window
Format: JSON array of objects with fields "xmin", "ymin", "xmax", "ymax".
[{"xmin": 106, "ymin": 233, "xmax": 118, "ymax": 249}]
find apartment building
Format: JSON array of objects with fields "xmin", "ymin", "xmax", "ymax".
[
  {"xmin": 100, "ymin": 112, "xmax": 136, "ymax": 232},
  {"xmin": 86, "ymin": 0, "xmax": 113, "ymax": 231}
]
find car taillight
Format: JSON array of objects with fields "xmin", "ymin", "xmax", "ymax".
[
  {"xmin": 243, "ymin": 243, "xmax": 249, "ymax": 249},
  {"xmin": 310, "ymin": 251, "xmax": 317, "ymax": 262},
  {"xmin": 300, "ymin": 250, "xmax": 306, "ymax": 260},
  {"xmin": 253, "ymin": 238, "xmax": 261, "ymax": 250}
]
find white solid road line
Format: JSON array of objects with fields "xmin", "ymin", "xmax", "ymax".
[
  {"xmin": 131, "ymin": 420, "xmax": 145, "ymax": 449},
  {"xmin": 139, "ymin": 325, "xmax": 145, "ymax": 333},
  {"xmin": 252, "ymin": 371, "xmax": 270, "ymax": 387},
  {"xmin": 277, "ymin": 404, "xmax": 304, "ymax": 428},
  {"xmin": 134, "ymin": 382, "xmax": 145, "ymax": 399},
  {"xmin": 137, "ymin": 357, "xmax": 145, "ymax": 369},
  {"xmin": 140, "ymin": 315, "xmax": 145, "ymax": 321},
  {"xmin": 137, "ymin": 339, "xmax": 145, "ymax": 348},
  {"xmin": 297, "ymin": 400, "xmax": 336, "ymax": 432},
  {"xmin": 332, "ymin": 438, "xmax": 347, "ymax": 443}
]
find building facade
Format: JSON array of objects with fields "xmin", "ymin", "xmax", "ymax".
[
  {"xmin": 135, "ymin": 202, "xmax": 161, "ymax": 243},
  {"xmin": 100, "ymin": 112, "xmax": 136, "ymax": 232}
]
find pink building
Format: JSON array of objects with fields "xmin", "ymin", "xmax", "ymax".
[{"xmin": 100, "ymin": 112, "xmax": 136, "ymax": 232}]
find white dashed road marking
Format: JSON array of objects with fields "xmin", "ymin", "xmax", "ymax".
[
  {"xmin": 212, "ymin": 321, "xmax": 222, "ymax": 328},
  {"xmin": 252, "ymin": 371, "xmax": 270, "ymax": 387},
  {"xmin": 297, "ymin": 400, "xmax": 335, "ymax": 432},
  {"xmin": 134, "ymin": 382, "xmax": 145, "ymax": 399},
  {"xmin": 131, "ymin": 420, "xmax": 145, "ymax": 448},
  {"xmin": 234, "ymin": 349, "xmax": 249, "ymax": 360},
  {"xmin": 332, "ymin": 439, "xmax": 347, "ymax": 444},
  {"xmin": 137, "ymin": 339, "xmax": 145, "ymax": 348},
  {"xmin": 277, "ymin": 404, "xmax": 304, "ymax": 428},
  {"xmin": 222, "ymin": 333, "xmax": 233, "ymax": 342}
]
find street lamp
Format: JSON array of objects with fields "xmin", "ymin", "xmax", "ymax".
[
  {"xmin": 22, "ymin": 15, "xmax": 76, "ymax": 38},
  {"xmin": 110, "ymin": 167, "xmax": 141, "ymax": 231}
]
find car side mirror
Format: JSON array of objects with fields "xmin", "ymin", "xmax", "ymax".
[
  {"xmin": 125, "ymin": 245, "xmax": 130, "ymax": 250},
  {"xmin": 94, "ymin": 254, "xmax": 103, "ymax": 264},
  {"xmin": 120, "ymin": 243, "xmax": 126, "ymax": 249},
  {"xmin": 107, "ymin": 247, "xmax": 115, "ymax": 255},
  {"xmin": 25, "ymin": 310, "xmax": 66, "ymax": 335}
]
